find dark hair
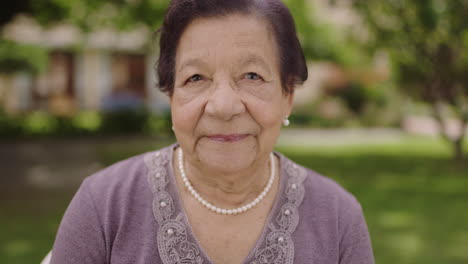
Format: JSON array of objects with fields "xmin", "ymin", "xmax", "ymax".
[{"xmin": 156, "ymin": 0, "xmax": 308, "ymax": 96}]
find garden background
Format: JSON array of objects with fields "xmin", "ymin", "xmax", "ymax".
[{"xmin": 1, "ymin": 0, "xmax": 467, "ymax": 263}]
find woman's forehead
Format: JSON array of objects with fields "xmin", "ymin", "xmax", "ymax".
[{"xmin": 175, "ymin": 14, "xmax": 278, "ymax": 69}]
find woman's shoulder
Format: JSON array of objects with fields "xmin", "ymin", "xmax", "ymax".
[
  {"xmin": 305, "ymin": 167, "xmax": 360, "ymax": 207},
  {"xmin": 50, "ymin": 146, "xmax": 174, "ymax": 263},
  {"xmin": 278, "ymin": 155, "xmax": 374, "ymax": 263},
  {"xmin": 82, "ymin": 144, "xmax": 174, "ymax": 201},
  {"xmin": 279, "ymin": 153, "xmax": 362, "ymax": 211}
]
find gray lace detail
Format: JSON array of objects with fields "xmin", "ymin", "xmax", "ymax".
[
  {"xmin": 145, "ymin": 149, "xmax": 208, "ymax": 264},
  {"xmin": 248, "ymin": 159, "xmax": 307, "ymax": 264},
  {"xmin": 145, "ymin": 148, "xmax": 307, "ymax": 264}
]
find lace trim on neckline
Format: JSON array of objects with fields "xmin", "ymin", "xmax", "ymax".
[{"xmin": 144, "ymin": 146, "xmax": 307, "ymax": 264}]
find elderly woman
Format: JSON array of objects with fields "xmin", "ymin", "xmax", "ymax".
[{"xmin": 50, "ymin": 0, "xmax": 374, "ymax": 263}]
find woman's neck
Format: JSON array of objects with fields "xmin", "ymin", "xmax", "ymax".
[{"xmin": 174, "ymin": 147, "xmax": 273, "ymax": 207}]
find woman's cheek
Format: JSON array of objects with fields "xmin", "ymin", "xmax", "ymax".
[
  {"xmin": 174, "ymin": 104, "xmax": 194, "ymax": 124},
  {"xmin": 172, "ymin": 95, "xmax": 206, "ymax": 129},
  {"xmin": 238, "ymin": 81, "xmax": 277, "ymax": 102},
  {"xmin": 176, "ymin": 80, "xmax": 212, "ymax": 101},
  {"xmin": 244, "ymin": 91, "xmax": 284, "ymax": 127}
]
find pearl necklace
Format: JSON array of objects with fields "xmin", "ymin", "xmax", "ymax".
[{"xmin": 177, "ymin": 149, "xmax": 276, "ymax": 215}]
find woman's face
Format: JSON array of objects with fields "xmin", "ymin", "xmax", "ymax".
[{"xmin": 171, "ymin": 13, "xmax": 293, "ymax": 173}]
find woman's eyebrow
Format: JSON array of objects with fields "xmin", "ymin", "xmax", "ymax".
[
  {"xmin": 177, "ymin": 55, "xmax": 271, "ymax": 73},
  {"xmin": 177, "ymin": 58, "xmax": 208, "ymax": 72},
  {"xmin": 238, "ymin": 54, "xmax": 272, "ymax": 74}
]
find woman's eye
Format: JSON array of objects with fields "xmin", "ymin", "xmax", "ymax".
[
  {"xmin": 187, "ymin": 74, "xmax": 203, "ymax": 83},
  {"xmin": 244, "ymin": 72, "xmax": 262, "ymax": 81}
]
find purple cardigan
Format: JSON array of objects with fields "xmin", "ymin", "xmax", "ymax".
[{"xmin": 50, "ymin": 144, "xmax": 374, "ymax": 264}]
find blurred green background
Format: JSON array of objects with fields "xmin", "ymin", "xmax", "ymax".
[{"xmin": 1, "ymin": 0, "xmax": 467, "ymax": 263}]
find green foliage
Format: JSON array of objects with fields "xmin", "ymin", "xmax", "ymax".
[
  {"xmin": 285, "ymin": 0, "xmax": 387, "ymax": 123},
  {"xmin": 30, "ymin": 0, "xmax": 168, "ymax": 31},
  {"xmin": 72, "ymin": 111, "xmax": 102, "ymax": 132},
  {"xmin": 145, "ymin": 110, "xmax": 172, "ymax": 136},
  {"xmin": 100, "ymin": 109, "xmax": 149, "ymax": 134},
  {"xmin": 336, "ymin": 82, "xmax": 370, "ymax": 114},
  {"xmin": 0, "ymin": 109, "xmax": 23, "ymax": 135},
  {"xmin": 352, "ymin": 0, "xmax": 468, "ymax": 103},
  {"xmin": 118, "ymin": 0, "xmax": 169, "ymax": 30},
  {"xmin": 292, "ymin": 80, "xmax": 398, "ymax": 128},
  {"xmin": 285, "ymin": 0, "xmax": 371, "ymax": 67},
  {"xmin": 22, "ymin": 111, "xmax": 58, "ymax": 136},
  {"xmin": 333, "ymin": 81, "xmax": 389, "ymax": 115},
  {"xmin": 0, "ymin": 40, "xmax": 48, "ymax": 73},
  {"xmin": 1, "ymin": 0, "xmax": 168, "ymax": 73},
  {"xmin": 30, "ymin": 0, "xmax": 77, "ymax": 26},
  {"xmin": 352, "ymin": 0, "xmax": 468, "ymax": 159},
  {"xmin": 0, "ymin": 110, "xmax": 174, "ymax": 139},
  {"xmin": 289, "ymin": 112, "xmax": 345, "ymax": 128}
]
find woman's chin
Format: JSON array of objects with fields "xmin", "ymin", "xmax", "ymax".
[{"xmin": 195, "ymin": 136, "xmax": 258, "ymax": 172}]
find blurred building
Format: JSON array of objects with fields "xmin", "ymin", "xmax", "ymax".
[{"xmin": 0, "ymin": 15, "xmax": 169, "ymax": 115}]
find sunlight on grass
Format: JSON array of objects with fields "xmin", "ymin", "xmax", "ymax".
[
  {"xmin": 277, "ymin": 135, "xmax": 456, "ymax": 157},
  {"xmin": 378, "ymin": 211, "xmax": 418, "ymax": 229},
  {"xmin": 432, "ymin": 177, "xmax": 468, "ymax": 194},
  {"xmin": 387, "ymin": 232, "xmax": 423, "ymax": 258},
  {"xmin": 373, "ymin": 172, "xmax": 411, "ymax": 191},
  {"xmin": 277, "ymin": 135, "xmax": 468, "ymax": 264},
  {"xmin": 447, "ymin": 231, "xmax": 468, "ymax": 260},
  {"xmin": 3, "ymin": 240, "xmax": 33, "ymax": 258}
]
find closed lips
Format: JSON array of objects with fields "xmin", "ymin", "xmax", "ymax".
[{"xmin": 207, "ymin": 134, "xmax": 249, "ymax": 142}]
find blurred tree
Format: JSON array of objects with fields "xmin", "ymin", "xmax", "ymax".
[
  {"xmin": 285, "ymin": 0, "xmax": 371, "ymax": 66},
  {"xmin": 0, "ymin": 0, "xmax": 169, "ymax": 74},
  {"xmin": 0, "ymin": 0, "xmax": 31, "ymax": 27},
  {"xmin": 1, "ymin": 0, "xmax": 168, "ymax": 30},
  {"xmin": 0, "ymin": 40, "xmax": 48, "ymax": 73},
  {"xmin": 352, "ymin": 0, "xmax": 468, "ymax": 160}
]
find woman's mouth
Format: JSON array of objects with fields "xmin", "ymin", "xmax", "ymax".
[{"xmin": 206, "ymin": 134, "xmax": 249, "ymax": 142}]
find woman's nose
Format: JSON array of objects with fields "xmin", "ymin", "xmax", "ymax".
[{"xmin": 205, "ymin": 80, "xmax": 246, "ymax": 121}]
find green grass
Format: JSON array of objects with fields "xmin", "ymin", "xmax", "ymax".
[
  {"xmin": 276, "ymin": 137, "xmax": 468, "ymax": 264},
  {"xmin": 0, "ymin": 188, "xmax": 76, "ymax": 264},
  {"xmin": 1, "ymin": 136, "xmax": 467, "ymax": 263}
]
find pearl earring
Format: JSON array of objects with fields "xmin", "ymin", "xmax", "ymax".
[{"xmin": 283, "ymin": 116, "xmax": 290, "ymax": 127}]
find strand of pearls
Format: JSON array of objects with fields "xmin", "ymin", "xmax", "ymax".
[{"xmin": 177, "ymin": 149, "xmax": 275, "ymax": 215}]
